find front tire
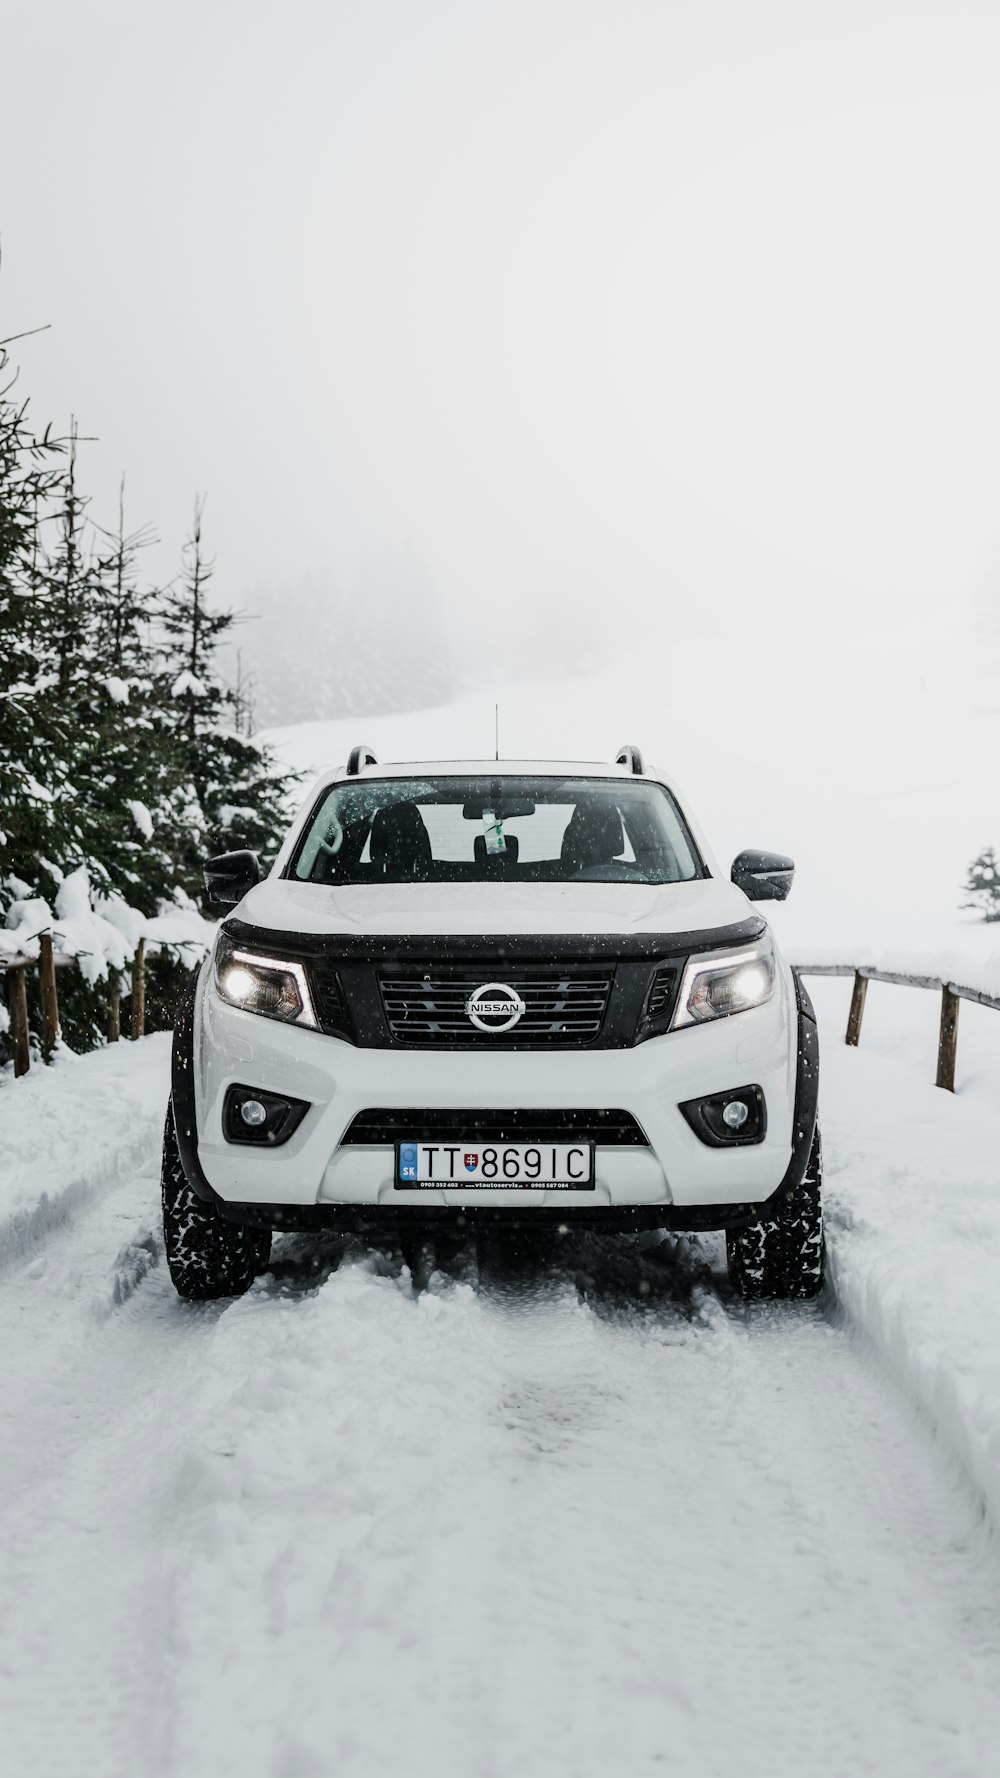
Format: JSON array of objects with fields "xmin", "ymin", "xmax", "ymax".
[
  {"xmin": 726, "ymin": 1125, "xmax": 824, "ymax": 1300},
  {"xmin": 161, "ymin": 1102, "xmax": 271, "ymax": 1300}
]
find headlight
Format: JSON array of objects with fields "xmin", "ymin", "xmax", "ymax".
[
  {"xmin": 214, "ymin": 933, "xmax": 318, "ymax": 1029},
  {"xmin": 672, "ymin": 935, "xmax": 776, "ymax": 1028}
]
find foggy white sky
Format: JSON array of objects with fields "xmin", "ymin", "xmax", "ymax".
[{"xmin": 3, "ymin": 0, "xmax": 1000, "ymax": 699}]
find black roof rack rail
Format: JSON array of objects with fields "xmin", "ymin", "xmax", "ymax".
[
  {"xmin": 615, "ymin": 744, "xmax": 645, "ymax": 775},
  {"xmin": 346, "ymin": 744, "xmax": 378, "ymax": 776}
]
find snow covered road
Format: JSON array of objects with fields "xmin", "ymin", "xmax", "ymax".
[{"xmin": 3, "ymin": 1004, "xmax": 1000, "ymax": 1778}]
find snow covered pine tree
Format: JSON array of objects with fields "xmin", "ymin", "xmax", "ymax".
[
  {"xmin": 962, "ymin": 846, "xmax": 1000, "ymax": 922},
  {"xmin": 157, "ymin": 496, "xmax": 296, "ymax": 900},
  {"xmin": 0, "ymin": 338, "xmax": 77, "ymax": 901},
  {"xmin": 84, "ymin": 477, "xmax": 193, "ymax": 914},
  {"xmin": 2, "ymin": 314, "xmax": 294, "ymax": 1061}
]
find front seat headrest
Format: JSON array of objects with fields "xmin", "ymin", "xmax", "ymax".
[
  {"xmin": 561, "ymin": 801, "xmax": 624, "ymax": 872},
  {"xmin": 369, "ymin": 803, "xmax": 432, "ymax": 878}
]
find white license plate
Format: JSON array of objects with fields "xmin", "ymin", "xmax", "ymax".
[{"xmin": 395, "ymin": 1140, "xmax": 595, "ymax": 1190}]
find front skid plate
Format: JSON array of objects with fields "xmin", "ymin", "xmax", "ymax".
[{"xmin": 215, "ymin": 1198, "xmax": 775, "ymax": 1236}]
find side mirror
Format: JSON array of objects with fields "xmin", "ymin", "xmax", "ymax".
[
  {"xmin": 204, "ymin": 849, "xmax": 261, "ymax": 907},
  {"xmin": 731, "ymin": 849, "xmax": 795, "ymax": 902}
]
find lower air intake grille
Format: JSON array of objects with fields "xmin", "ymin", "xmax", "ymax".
[
  {"xmin": 377, "ymin": 967, "xmax": 614, "ymax": 1046},
  {"xmin": 341, "ymin": 1109, "xmax": 649, "ymax": 1145}
]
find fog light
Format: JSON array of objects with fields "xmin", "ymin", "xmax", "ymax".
[
  {"xmin": 679, "ymin": 1084, "xmax": 766, "ymax": 1147},
  {"xmin": 223, "ymin": 1084, "xmax": 311, "ymax": 1146}
]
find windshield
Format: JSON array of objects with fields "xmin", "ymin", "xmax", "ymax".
[{"xmin": 291, "ymin": 775, "xmax": 704, "ymax": 886}]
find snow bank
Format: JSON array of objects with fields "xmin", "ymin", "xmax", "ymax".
[
  {"xmin": 818, "ymin": 1017, "xmax": 1000, "ymax": 1525},
  {"xmin": 0, "ymin": 1035, "xmax": 171, "ymax": 1269}
]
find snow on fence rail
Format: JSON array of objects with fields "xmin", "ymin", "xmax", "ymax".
[
  {"xmin": 792, "ymin": 958, "xmax": 1000, "ymax": 1091},
  {"xmin": 2, "ymin": 930, "xmax": 210, "ymax": 1078},
  {"xmin": 2, "ymin": 935, "xmax": 147, "ymax": 1076},
  {"xmin": 2, "ymin": 868, "xmax": 215, "ymax": 1077}
]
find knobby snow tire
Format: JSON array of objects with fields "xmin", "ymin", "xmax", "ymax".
[
  {"xmin": 162, "ymin": 1102, "xmax": 271, "ymax": 1300},
  {"xmin": 726, "ymin": 1125, "xmax": 824, "ymax": 1300}
]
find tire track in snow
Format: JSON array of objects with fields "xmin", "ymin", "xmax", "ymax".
[
  {"xmin": 138, "ymin": 1246, "xmax": 1000, "ymax": 1778},
  {"xmin": 2, "ymin": 1221, "xmax": 1000, "ymax": 1778},
  {"xmin": 3, "ymin": 1032, "xmax": 1000, "ymax": 1776}
]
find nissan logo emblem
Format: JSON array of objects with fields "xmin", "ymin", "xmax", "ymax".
[{"xmin": 465, "ymin": 981, "xmax": 526, "ymax": 1033}]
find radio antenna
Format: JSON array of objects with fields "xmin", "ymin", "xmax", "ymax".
[{"xmin": 495, "ymin": 703, "xmax": 499, "ymax": 761}]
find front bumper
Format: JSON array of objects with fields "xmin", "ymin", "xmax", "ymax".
[{"xmin": 180, "ymin": 957, "xmax": 803, "ymax": 1217}]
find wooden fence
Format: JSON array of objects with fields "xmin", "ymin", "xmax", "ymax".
[
  {"xmin": 793, "ymin": 963, "xmax": 1000, "ymax": 1091},
  {"xmin": 2, "ymin": 935, "xmax": 209, "ymax": 1078}
]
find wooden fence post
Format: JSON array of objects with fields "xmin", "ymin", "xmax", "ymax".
[
  {"xmin": 39, "ymin": 933, "xmax": 60, "ymax": 1062},
  {"xmin": 108, "ymin": 970, "xmax": 121, "ymax": 1043},
  {"xmin": 9, "ymin": 966, "xmax": 30, "ymax": 1077},
  {"xmin": 131, "ymin": 938, "xmax": 146, "ymax": 1039},
  {"xmin": 846, "ymin": 971, "xmax": 868, "ymax": 1047},
  {"xmin": 936, "ymin": 986, "xmax": 959, "ymax": 1092}
]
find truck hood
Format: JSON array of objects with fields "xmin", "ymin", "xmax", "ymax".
[{"xmin": 234, "ymin": 875, "xmax": 756, "ymax": 941}]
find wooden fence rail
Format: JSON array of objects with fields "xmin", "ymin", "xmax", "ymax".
[
  {"xmin": 2, "ymin": 936, "xmax": 159, "ymax": 1079},
  {"xmin": 793, "ymin": 963, "xmax": 1000, "ymax": 1092}
]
